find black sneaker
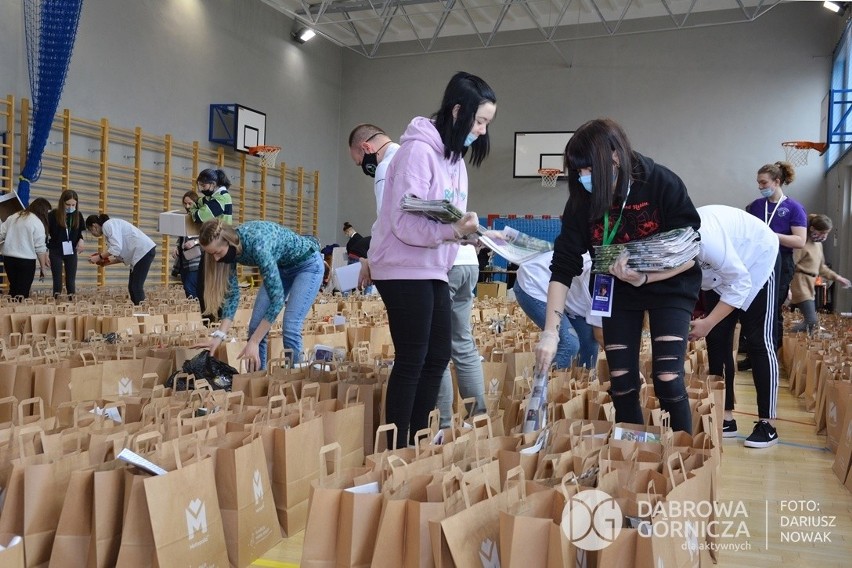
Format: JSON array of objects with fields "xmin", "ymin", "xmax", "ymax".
[
  {"xmin": 744, "ymin": 420, "xmax": 778, "ymax": 448},
  {"xmin": 722, "ymin": 419, "xmax": 738, "ymax": 438},
  {"xmin": 737, "ymin": 358, "xmax": 752, "ymax": 371}
]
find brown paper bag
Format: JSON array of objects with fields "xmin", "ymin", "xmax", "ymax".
[
  {"xmin": 23, "ymin": 449, "xmax": 92, "ymax": 567},
  {"xmin": 302, "ymin": 443, "xmax": 382, "ymax": 568},
  {"xmin": 270, "ymin": 408, "xmax": 325, "ymax": 535},
  {"xmin": 88, "ymin": 467, "xmax": 126, "ymax": 568},
  {"xmin": 206, "ymin": 433, "xmax": 282, "ymax": 567},
  {"xmin": 48, "ymin": 469, "xmax": 94, "ymax": 567},
  {"xmin": 143, "ymin": 456, "xmax": 230, "ymax": 568}
]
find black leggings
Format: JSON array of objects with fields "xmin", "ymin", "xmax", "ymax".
[
  {"xmin": 49, "ymin": 249, "xmax": 78, "ymax": 298},
  {"xmin": 128, "ymin": 247, "xmax": 155, "ymax": 305},
  {"xmin": 374, "ymin": 279, "xmax": 452, "ymax": 448},
  {"xmin": 705, "ymin": 260, "xmax": 779, "ymax": 419},
  {"xmin": 3, "ymin": 256, "xmax": 37, "ymax": 298},
  {"xmin": 602, "ymin": 306, "xmax": 693, "ymax": 433}
]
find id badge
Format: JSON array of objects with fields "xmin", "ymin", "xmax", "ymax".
[
  {"xmin": 62, "ymin": 241, "xmax": 74, "ymax": 256},
  {"xmin": 590, "ymin": 274, "xmax": 614, "ymax": 318}
]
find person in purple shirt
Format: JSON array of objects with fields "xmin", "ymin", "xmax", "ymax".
[{"xmin": 745, "ymin": 161, "xmax": 806, "ymax": 351}]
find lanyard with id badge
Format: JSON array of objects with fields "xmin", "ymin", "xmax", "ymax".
[
  {"xmin": 62, "ymin": 224, "xmax": 75, "ymax": 256},
  {"xmin": 590, "ymin": 187, "xmax": 631, "ymax": 318}
]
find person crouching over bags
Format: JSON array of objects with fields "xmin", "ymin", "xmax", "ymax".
[{"xmin": 195, "ymin": 219, "xmax": 324, "ymax": 371}]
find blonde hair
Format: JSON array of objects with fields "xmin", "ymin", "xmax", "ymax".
[{"xmin": 199, "ymin": 219, "xmax": 242, "ymax": 315}]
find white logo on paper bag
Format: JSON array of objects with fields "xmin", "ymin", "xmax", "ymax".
[
  {"xmin": 253, "ymin": 469, "xmax": 264, "ymax": 505},
  {"xmin": 186, "ymin": 499, "xmax": 208, "ymax": 539},
  {"xmin": 478, "ymin": 537, "xmax": 500, "ymax": 567},
  {"xmin": 827, "ymin": 402, "xmax": 837, "ymax": 427},
  {"xmin": 118, "ymin": 377, "xmax": 134, "ymax": 396},
  {"xmin": 561, "ymin": 489, "xmax": 622, "ymax": 551}
]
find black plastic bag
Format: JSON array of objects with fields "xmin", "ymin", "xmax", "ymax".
[{"xmin": 180, "ymin": 350, "xmax": 237, "ymax": 390}]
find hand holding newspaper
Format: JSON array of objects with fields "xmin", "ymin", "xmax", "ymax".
[{"xmin": 399, "ymin": 195, "xmax": 553, "ymax": 265}]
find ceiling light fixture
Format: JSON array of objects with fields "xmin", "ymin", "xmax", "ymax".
[
  {"xmin": 292, "ymin": 26, "xmax": 316, "ymax": 44},
  {"xmin": 824, "ymin": 1, "xmax": 842, "ymax": 13}
]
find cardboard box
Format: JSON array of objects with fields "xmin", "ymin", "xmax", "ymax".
[
  {"xmin": 476, "ymin": 281, "xmax": 507, "ymax": 299},
  {"xmin": 158, "ymin": 210, "xmax": 201, "ymax": 236},
  {"xmin": 0, "ymin": 191, "xmax": 24, "ymax": 222}
]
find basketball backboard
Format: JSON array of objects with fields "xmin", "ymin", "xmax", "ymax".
[
  {"xmin": 513, "ymin": 131, "xmax": 573, "ymax": 178},
  {"xmin": 208, "ymin": 104, "xmax": 267, "ymax": 152}
]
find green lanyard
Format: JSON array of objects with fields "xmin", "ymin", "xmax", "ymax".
[{"xmin": 602, "ymin": 186, "xmax": 631, "ymax": 246}]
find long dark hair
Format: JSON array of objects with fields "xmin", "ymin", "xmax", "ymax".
[
  {"xmin": 564, "ymin": 118, "xmax": 635, "ymax": 220},
  {"xmin": 432, "ymin": 71, "xmax": 496, "ymax": 167},
  {"xmin": 197, "ymin": 168, "xmax": 231, "ymax": 189},
  {"xmin": 55, "ymin": 189, "xmax": 80, "ymax": 229}
]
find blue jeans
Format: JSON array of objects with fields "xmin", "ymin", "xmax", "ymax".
[
  {"xmin": 514, "ymin": 284, "xmax": 579, "ymax": 369},
  {"xmin": 181, "ymin": 268, "xmax": 199, "ymax": 299},
  {"xmin": 436, "ymin": 265, "xmax": 487, "ymax": 428},
  {"xmin": 566, "ymin": 313, "xmax": 599, "ymax": 369},
  {"xmin": 248, "ymin": 252, "xmax": 324, "ymax": 369}
]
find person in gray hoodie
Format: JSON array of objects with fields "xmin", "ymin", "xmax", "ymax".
[{"xmin": 369, "ymin": 71, "xmax": 496, "ymax": 447}]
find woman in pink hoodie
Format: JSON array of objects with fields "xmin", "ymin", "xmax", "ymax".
[{"xmin": 369, "ymin": 72, "xmax": 496, "ymax": 447}]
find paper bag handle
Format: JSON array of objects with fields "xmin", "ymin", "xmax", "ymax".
[
  {"xmin": 132, "ymin": 430, "xmax": 163, "ymax": 453},
  {"xmin": 318, "ymin": 442, "xmax": 342, "ymax": 483},
  {"xmin": 0, "ymin": 396, "xmax": 18, "ymax": 425},
  {"xmin": 266, "ymin": 394, "xmax": 287, "ymax": 419},
  {"xmin": 18, "ymin": 397, "xmax": 45, "ymax": 427},
  {"xmin": 666, "ymin": 451, "xmax": 687, "ymax": 487},
  {"xmin": 374, "ymin": 423, "xmax": 398, "ymax": 454},
  {"xmin": 225, "ymin": 391, "xmax": 244, "ymax": 413},
  {"xmin": 78, "ymin": 349, "xmax": 98, "ymax": 365},
  {"xmin": 301, "ymin": 382, "xmax": 320, "ymax": 402}
]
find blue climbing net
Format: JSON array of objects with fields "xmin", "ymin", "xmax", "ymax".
[{"xmin": 17, "ymin": 0, "xmax": 84, "ymax": 205}]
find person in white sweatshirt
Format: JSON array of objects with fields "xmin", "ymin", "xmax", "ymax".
[
  {"xmin": 690, "ymin": 204, "xmax": 780, "ymax": 448},
  {"xmin": 0, "ymin": 197, "xmax": 52, "ymax": 298},
  {"xmin": 85, "ymin": 213, "xmax": 156, "ymax": 305}
]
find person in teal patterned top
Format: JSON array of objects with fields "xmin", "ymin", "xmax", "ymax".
[{"xmin": 197, "ymin": 219, "xmax": 323, "ymax": 370}]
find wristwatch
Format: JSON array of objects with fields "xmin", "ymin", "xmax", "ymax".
[{"xmin": 210, "ymin": 330, "xmax": 227, "ymax": 340}]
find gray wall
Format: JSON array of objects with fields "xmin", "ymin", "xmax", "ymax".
[{"xmin": 339, "ymin": 3, "xmax": 837, "ymax": 231}]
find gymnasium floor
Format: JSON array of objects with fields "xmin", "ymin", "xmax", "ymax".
[{"xmin": 253, "ymin": 368, "xmax": 852, "ymax": 568}]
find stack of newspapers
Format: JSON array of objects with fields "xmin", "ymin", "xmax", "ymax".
[
  {"xmin": 592, "ymin": 227, "xmax": 700, "ymax": 273},
  {"xmin": 400, "ymin": 195, "xmax": 552, "ymax": 265}
]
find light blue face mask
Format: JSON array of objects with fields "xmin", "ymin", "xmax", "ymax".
[
  {"xmin": 759, "ymin": 187, "xmax": 774, "ymax": 198},
  {"xmin": 464, "ymin": 133, "xmax": 478, "ymax": 147},
  {"xmin": 65, "ymin": 207, "xmax": 76, "ymax": 214},
  {"xmin": 579, "ymin": 174, "xmax": 593, "ymax": 193}
]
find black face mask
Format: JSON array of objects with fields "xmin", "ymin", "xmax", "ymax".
[
  {"xmin": 201, "ymin": 189, "xmax": 214, "ymax": 197},
  {"xmin": 216, "ymin": 244, "xmax": 238, "ymax": 264},
  {"xmin": 361, "ymin": 152, "xmax": 378, "ymax": 178}
]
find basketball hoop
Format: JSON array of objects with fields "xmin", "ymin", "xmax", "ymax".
[
  {"xmin": 247, "ymin": 145, "xmax": 282, "ymax": 168},
  {"xmin": 781, "ymin": 141, "xmax": 828, "ymax": 167},
  {"xmin": 538, "ymin": 168, "xmax": 562, "ymax": 188}
]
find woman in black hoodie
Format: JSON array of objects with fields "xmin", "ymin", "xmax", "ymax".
[{"xmin": 535, "ymin": 118, "xmax": 701, "ymax": 433}]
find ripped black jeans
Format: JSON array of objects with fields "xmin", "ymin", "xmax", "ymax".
[{"xmin": 602, "ymin": 306, "xmax": 693, "ymax": 433}]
